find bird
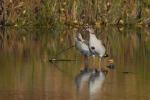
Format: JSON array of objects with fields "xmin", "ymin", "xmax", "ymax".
[
  {"xmin": 75, "ymin": 33, "xmax": 91, "ymax": 56},
  {"xmin": 75, "ymin": 32, "xmax": 92, "ymax": 70},
  {"xmin": 86, "ymin": 27, "xmax": 108, "ymax": 70}
]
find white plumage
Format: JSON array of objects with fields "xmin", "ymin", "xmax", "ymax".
[
  {"xmin": 89, "ymin": 71, "xmax": 105, "ymax": 97},
  {"xmin": 89, "ymin": 32, "xmax": 106, "ymax": 58},
  {"xmin": 75, "ymin": 68, "xmax": 92, "ymax": 93},
  {"xmin": 75, "ymin": 27, "xmax": 107, "ymax": 70},
  {"xmin": 86, "ymin": 27, "xmax": 107, "ymax": 70},
  {"xmin": 75, "ymin": 33, "xmax": 91, "ymax": 56}
]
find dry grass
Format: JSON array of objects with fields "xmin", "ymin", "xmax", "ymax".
[{"xmin": 0, "ymin": 0, "xmax": 150, "ymax": 27}]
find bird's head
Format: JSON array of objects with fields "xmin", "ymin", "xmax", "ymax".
[{"xmin": 85, "ymin": 26, "xmax": 95, "ymax": 34}]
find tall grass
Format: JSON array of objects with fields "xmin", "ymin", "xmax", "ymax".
[
  {"xmin": 0, "ymin": 0, "xmax": 5, "ymax": 26},
  {"xmin": 1, "ymin": 0, "xmax": 150, "ymax": 27}
]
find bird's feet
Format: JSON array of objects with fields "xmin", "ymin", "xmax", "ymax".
[{"xmin": 80, "ymin": 67, "xmax": 89, "ymax": 72}]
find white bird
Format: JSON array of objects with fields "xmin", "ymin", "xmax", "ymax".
[
  {"xmin": 75, "ymin": 33, "xmax": 91, "ymax": 57},
  {"xmin": 86, "ymin": 27, "xmax": 108, "ymax": 70},
  {"xmin": 75, "ymin": 32, "xmax": 92, "ymax": 70}
]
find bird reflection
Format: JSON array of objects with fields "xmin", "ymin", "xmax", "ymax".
[
  {"xmin": 75, "ymin": 66, "xmax": 92, "ymax": 93},
  {"xmin": 88, "ymin": 70, "xmax": 105, "ymax": 98},
  {"xmin": 75, "ymin": 66, "xmax": 106, "ymax": 100}
]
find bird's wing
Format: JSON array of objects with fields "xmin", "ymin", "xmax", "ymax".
[
  {"xmin": 91, "ymin": 39, "xmax": 106, "ymax": 57},
  {"xmin": 75, "ymin": 39, "xmax": 90, "ymax": 52}
]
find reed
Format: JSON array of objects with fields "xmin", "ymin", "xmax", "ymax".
[
  {"xmin": 2, "ymin": 0, "xmax": 150, "ymax": 27},
  {"xmin": 0, "ymin": 0, "xmax": 5, "ymax": 26}
]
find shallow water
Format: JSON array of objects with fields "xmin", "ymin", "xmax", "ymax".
[{"xmin": 0, "ymin": 27, "xmax": 150, "ymax": 100}]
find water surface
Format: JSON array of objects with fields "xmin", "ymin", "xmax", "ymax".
[{"xmin": 0, "ymin": 27, "xmax": 150, "ymax": 100}]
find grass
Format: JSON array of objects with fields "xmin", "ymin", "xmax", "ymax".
[{"xmin": 0, "ymin": 0, "xmax": 150, "ymax": 28}]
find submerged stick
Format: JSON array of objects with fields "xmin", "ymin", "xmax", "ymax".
[
  {"xmin": 49, "ymin": 58, "xmax": 78, "ymax": 63},
  {"xmin": 49, "ymin": 45, "xmax": 76, "ymax": 63}
]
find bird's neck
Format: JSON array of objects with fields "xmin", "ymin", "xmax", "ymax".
[
  {"xmin": 89, "ymin": 33, "xmax": 97, "ymax": 39},
  {"xmin": 77, "ymin": 33, "xmax": 84, "ymax": 42}
]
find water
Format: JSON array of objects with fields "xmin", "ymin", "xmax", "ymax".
[{"xmin": 0, "ymin": 27, "xmax": 150, "ymax": 100}]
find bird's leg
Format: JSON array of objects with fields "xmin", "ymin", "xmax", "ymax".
[
  {"xmin": 92, "ymin": 56, "xmax": 96, "ymax": 70},
  {"xmin": 100, "ymin": 58, "xmax": 108, "ymax": 74},
  {"xmin": 80, "ymin": 55, "xmax": 85, "ymax": 71},
  {"xmin": 84, "ymin": 55, "xmax": 89, "ymax": 71},
  {"xmin": 99, "ymin": 58, "xmax": 102, "ymax": 71}
]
